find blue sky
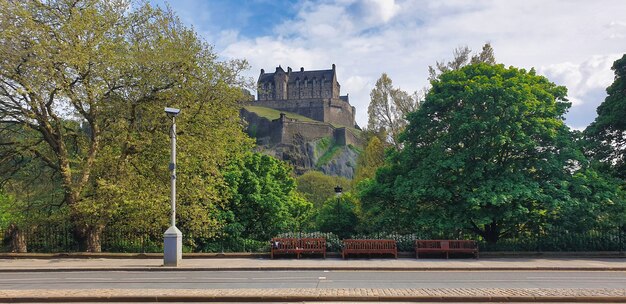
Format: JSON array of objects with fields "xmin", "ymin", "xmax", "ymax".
[{"xmin": 149, "ymin": 0, "xmax": 626, "ymax": 129}]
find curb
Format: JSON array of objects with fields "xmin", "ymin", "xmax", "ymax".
[
  {"xmin": 2, "ymin": 266, "xmax": 626, "ymax": 272},
  {"xmin": 1, "ymin": 251, "xmax": 625, "ymax": 259},
  {"xmin": 2, "ymin": 295, "xmax": 626, "ymax": 303}
]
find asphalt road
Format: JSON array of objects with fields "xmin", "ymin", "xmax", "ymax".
[{"xmin": 1, "ymin": 270, "xmax": 626, "ymax": 290}]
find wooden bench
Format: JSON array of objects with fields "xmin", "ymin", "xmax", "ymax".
[
  {"xmin": 270, "ymin": 237, "xmax": 326, "ymax": 259},
  {"xmin": 342, "ymin": 239, "xmax": 398, "ymax": 259},
  {"xmin": 415, "ymin": 240, "xmax": 479, "ymax": 259}
]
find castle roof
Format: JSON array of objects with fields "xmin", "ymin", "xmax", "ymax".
[{"xmin": 259, "ymin": 65, "xmax": 336, "ymax": 84}]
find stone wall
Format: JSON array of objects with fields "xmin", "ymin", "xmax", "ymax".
[
  {"xmin": 279, "ymin": 117, "xmax": 336, "ymax": 145},
  {"xmin": 333, "ymin": 127, "xmax": 362, "ymax": 147},
  {"xmin": 253, "ymin": 98, "xmax": 355, "ymax": 127},
  {"xmin": 326, "ymin": 99, "xmax": 356, "ymax": 127}
]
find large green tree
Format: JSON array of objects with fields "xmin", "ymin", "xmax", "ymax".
[
  {"xmin": 223, "ymin": 153, "xmax": 313, "ymax": 241},
  {"xmin": 585, "ymin": 54, "xmax": 626, "ymax": 179},
  {"xmin": 0, "ymin": 0, "xmax": 252, "ymax": 251},
  {"xmin": 362, "ymin": 63, "xmax": 578, "ymax": 243}
]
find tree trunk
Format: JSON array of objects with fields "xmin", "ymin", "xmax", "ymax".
[
  {"xmin": 85, "ymin": 226, "xmax": 102, "ymax": 252},
  {"xmin": 484, "ymin": 221, "xmax": 500, "ymax": 244},
  {"xmin": 76, "ymin": 224, "xmax": 104, "ymax": 252},
  {"xmin": 6, "ymin": 224, "xmax": 27, "ymax": 253}
]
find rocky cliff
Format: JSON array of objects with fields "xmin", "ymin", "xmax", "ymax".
[{"xmin": 241, "ymin": 107, "xmax": 362, "ymax": 179}]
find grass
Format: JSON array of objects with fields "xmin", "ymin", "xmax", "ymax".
[
  {"xmin": 243, "ymin": 106, "xmax": 317, "ymax": 123},
  {"xmin": 244, "ymin": 105, "xmax": 362, "ymax": 133},
  {"xmin": 317, "ymin": 143, "xmax": 344, "ymax": 167}
]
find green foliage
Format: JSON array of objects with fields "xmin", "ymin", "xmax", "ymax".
[
  {"xmin": 585, "ymin": 54, "xmax": 626, "ymax": 179},
  {"xmin": 362, "ymin": 63, "xmax": 579, "ymax": 243},
  {"xmin": 0, "ymin": 0, "xmax": 253, "ymax": 251},
  {"xmin": 353, "ymin": 134, "xmax": 387, "ymax": 187},
  {"xmin": 223, "ymin": 152, "xmax": 313, "ymax": 241},
  {"xmin": 296, "ymin": 171, "xmax": 352, "ymax": 208},
  {"xmin": 317, "ymin": 145, "xmax": 343, "ymax": 167},
  {"xmin": 315, "ymin": 193, "xmax": 360, "ymax": 239}
]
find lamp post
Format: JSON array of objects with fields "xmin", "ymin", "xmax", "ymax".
[
  {"xmin": 334, "ymin": 185, "xmax": 343, "ymax": 197},
  {"xmin": 164, "ymin": 107, "xmax": 182, "ymax": 266}
]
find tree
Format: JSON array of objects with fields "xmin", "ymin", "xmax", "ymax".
[
  {"xmin": 296, "ymin": 171, "xmax": 351, "ymax": 209},
  {"xmin": 315, "ymin": 192, "xmax": 359, "ymax": 239},
  {"xmin": 367, "ymin": 73, "xmax": 419, "ymax": 148},
  {"xmin": 428, "ymin": 43, "xmax": 496, "ymax": 81},
  {"xmin": 585, "ymin": 54, "xmax": 626, "ymax": 179},
  {"xmin": 353, "ymin": 134, "xmax": 386, "ymax": 187},
  {"xmin": 0, "ymin": 0, "xmax": 252, "ymax": 251},
  {"xmin": 362, "ymin": 63, "xmax": 577, "ymax": 243},
  {"xmin": 223, "ymin": 152, "xmax": 313, "ymax": 241}
]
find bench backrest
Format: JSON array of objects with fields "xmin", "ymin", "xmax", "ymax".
[
  {"xmin": 449, "ymin": 240, "xmax": 477, "ymax": 249},
  {"xmin": 271, "ymin": 237, "xmax": 326, "ymax": 250},
  {"xmin": 343, "ymin": 239, "xmax": 397, "ymax": 250},
  {"xmin": 271, "ymin": 238, "xmax": 299, "ymax": 250},
  {"xmin": 299, "ymin": 238, "xmax": 326, "ymax": 249},
  {"xmin": 416, "ymin": 240, "xmax": 477, "ymax": 250}
]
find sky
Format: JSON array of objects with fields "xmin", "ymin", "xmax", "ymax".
[{"xmin": 149, "ymin": 0, "xmax": 626, "ymax": 130}]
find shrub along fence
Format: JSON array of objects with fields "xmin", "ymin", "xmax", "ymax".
[{"xmin": 1, "ymin": 225, "xmax": 624, "ymax": 253}]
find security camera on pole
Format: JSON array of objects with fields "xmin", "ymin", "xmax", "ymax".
[{"xmin": 164, "ymin": 107, "xmax": 182, "ymax": 266}]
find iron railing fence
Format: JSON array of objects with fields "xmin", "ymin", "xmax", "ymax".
[{"xmin": 2, "ymin": 225, "xmax": 624, "ymax": 253}]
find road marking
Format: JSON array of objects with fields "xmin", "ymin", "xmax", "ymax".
[
  {"xmin": 250, "ymin": 277, "xmax": 317, "ymax": 280},
  {"xmin": 318, "ymin": 276, "xmax": 327, "ymax": 280},
  {"xmin": 64, "ymin": 277, "xmax": 113, "ymax": 280},
  {"xmin": 0, "ymin": 278, "xmax": 59, "ymax": 281},
  {"xmin": 123, "ymin": 277, "xmax": 184, "ymax": 280},
  {"xmin": 527, "ymin": 276, "xmax": 626, "ymax": 280}
]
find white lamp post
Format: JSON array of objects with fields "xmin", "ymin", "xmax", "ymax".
[{"xmin": 164, "ymin": 107, "xmax": 182, "ymax": 266}]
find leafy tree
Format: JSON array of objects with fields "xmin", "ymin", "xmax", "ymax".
[
  {"xmin": 0, "ymin": 0, "xmax": 252, "ymax": 251},
  {"xmin": 296, "ymin": 171, "xmax": 351, "ymax": 208},
  {"xmin": 362, "ymin": 63, "xmax": 577, "ymax": 243},
  {"xmin": 316, "ymin": 192, "xmax": 359, "ymax": 239},
  {"xmin": 428, "ymin": 43, "xmax": 496, "ymax": 81},
  {"xmin": 585, "ymin": 54, "xmax": 626, "ymax": 179},
  {"xmin": 353, "ymin": 134, "xmax": 386, "ymax": 187},
  {"xmin": 223, "ymin": 152, "xmax": 313, "ymax": 241},
  {"xmin": 554, "ymin": 167, "xmax": 626, "ymax": 232},
  {"xmin": 367, "ymin": 73, "xmax": 420, "ymax": 148}
]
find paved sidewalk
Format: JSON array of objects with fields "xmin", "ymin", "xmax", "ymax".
[
  {"xmin": 1, "ymin": 258, "xmax": 626, "ymax": 302},
  {"xmin": 1, "ymin": 288, "xmax": 625, "ymax": 302},
  {"xmin": 0, "ymin": 257, "xmax": 625, "ymax": 272}
]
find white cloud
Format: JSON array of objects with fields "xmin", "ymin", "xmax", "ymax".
[
  {"xmin": 215, "ymin": 0, "xmax": 626, "ymax": 128},
  {"xmin": 539, "ymin": 54, "xmax": 619, "ymax": 107}
]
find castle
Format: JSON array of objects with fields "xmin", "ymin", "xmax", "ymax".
[
  {"xmin": 255, "ymin": 64, "xmax": 357, "ymax": 128},
  {"xmin": 241, "ymin": 64, "xmax": 362, "ymax": 178}
]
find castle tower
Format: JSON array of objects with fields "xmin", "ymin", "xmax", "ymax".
[{"xmin": 255, "ymin": 64, "xmax": 355, "ymax": 128}]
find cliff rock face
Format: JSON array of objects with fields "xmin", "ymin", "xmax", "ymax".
[{"xmin": 242, "ymin": 108, "xmax": 361, "ymax": 179}]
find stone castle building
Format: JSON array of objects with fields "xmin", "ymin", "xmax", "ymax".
[
  {"xmin": 255, "ymin": 64, "xmax": 357, "ymax": 128},
  {"xmin": 241, "ymin": 64, "xmax": 362, "ymax": 178}
]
